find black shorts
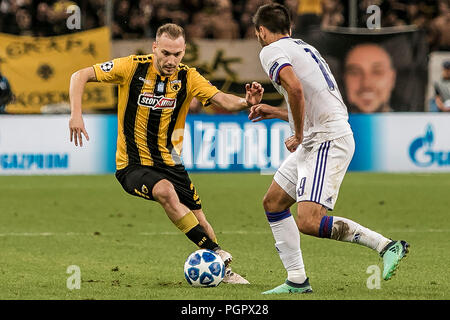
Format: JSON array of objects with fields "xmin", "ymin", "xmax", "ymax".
[{"xmin": 115, "ymin": 164, "xmax": 202, "ymax": 210}]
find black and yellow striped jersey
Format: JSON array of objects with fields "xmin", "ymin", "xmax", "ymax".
[{"xmin": 93, "ymin": 54, "xmax": 220, "ymax": 170}]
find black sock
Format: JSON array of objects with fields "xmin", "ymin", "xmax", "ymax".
[{"xmin": 185, "ymin": 225, "xmax": 220, "ymax": 251}]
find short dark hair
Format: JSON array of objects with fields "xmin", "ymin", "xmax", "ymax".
[
  {"xmin": 156, "ymin": 23, "xmax": 185, "ymax": 41},
  {"xmin": 252, "ymin": 3, "xmax": 291, "ymax": 34}
]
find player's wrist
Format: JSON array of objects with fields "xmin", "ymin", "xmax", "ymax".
[
  {"xmin": 242, "ymin": 97, "xmax": 254, "ymax": 109},
  {"xmin": 294, "ymin": 132, "xmax": 303, "ymax": 140}
]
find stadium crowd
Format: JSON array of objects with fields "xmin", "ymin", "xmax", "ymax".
[
  {"xmin": 0, "ymin": 0, "xmax": 449, "ymax": 114},
  {"xmin": 0, "ymin": 0, "xmax": 449, "ymax": 51}
]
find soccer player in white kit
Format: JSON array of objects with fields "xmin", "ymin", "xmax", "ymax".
[{"xmin": 249, "ymin": 3, "xmax": 410, "ymax": 294}]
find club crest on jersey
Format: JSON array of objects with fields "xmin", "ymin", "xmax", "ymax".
[
  {"xmin": 170, "ymin": 80, "xmax": 182, "ymax": 92},
  {"xmin": 100, "ymin": 61, "xmax": 114, "ymax": 72},
  {"xmin": 138, "ymin": 92, "xmax": 176, "ymax": 109}
]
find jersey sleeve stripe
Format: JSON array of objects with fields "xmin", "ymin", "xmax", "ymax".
[{"xmin": 274, "ymin": 63, "xmax": 292, "ymax": 85}]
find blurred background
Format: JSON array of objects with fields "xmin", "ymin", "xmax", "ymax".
[
  {"xmin": 0, "ymin": 0, "xmax": 449, "ymax": 174},
  {"xmin": 0, "ymin": 0, "xmax": 449, "ymax": 114}
]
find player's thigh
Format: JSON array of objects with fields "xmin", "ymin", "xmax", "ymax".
[
  {"xmin": 272, "ymin": 148, "xmax": 299, "ymax": 203},
  {"xmin": 165, "ymin": 166, "xmax": 202, "ymax": 211},
  {"xmin": 296, "ymin": 136, "xmax": 354, "ymax": 210},
  {"xmin": 318, "ymin": 135, "xmax": 354, "ymax": 209},
  {"xmin": 115, "ymin": 165, "xmax": 164, "ymax": 201},
  {"xmin": 263, "ymin": 179, "xmax": 296, "ymax": 212}
]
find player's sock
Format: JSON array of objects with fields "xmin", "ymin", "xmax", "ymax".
[
  {"xmin": 174, "ymin": 211, "xmax": 220, "ymax": 251},
  {"xmin": 266, "ymin": 209, "xmax": 307, "ymax": 284},
  {"xmin": 319, "ymin": 215, "xmax": 391, "ymax": 253}
]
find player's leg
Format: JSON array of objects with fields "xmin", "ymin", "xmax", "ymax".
[
  {"xmin": 261, "ymin": 151, "xmax": 312, "ymax": 294},
  {"xmin": 296, "ymin": 136, "xmax": 392, "ymax": 250},
  {"xmin": 296, "ymin": 200, "xmax": 409, "ymax": 280},
  {"xmin": 191, "ymin": 207, "xmax": 249, "ymax": 284},
  {"xmin": 152, "ymin": 178, "xmax": 222, "ymax": 251},
  {"xmin": 115, "ymin": 165, "xmax": 219, "ymax": 251},
  {"xmin": 191, "ymin": 209, "xmax": 217, "ymax": 245},
  {"xmin": 167, "ymin": 168, "xmax": 249, "ymax": 284},
  {"xmin": 296, "ymin": 135, "xmax": 409, "ymax": 280},
  {"xmin": 296, "ymin": 200, "xmax": 391, "ymax": 253}
]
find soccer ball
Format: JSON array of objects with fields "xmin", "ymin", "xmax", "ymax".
[{"xmin": 184, "ymin": 249, "xmax": 225, "ymax": 287}]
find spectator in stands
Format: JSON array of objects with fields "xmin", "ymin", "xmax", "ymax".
[
  {"xmin": 0, "ymin": 70, "xmax": 14, "ymax": 114},
  {"xmin": 210, "ymin": 0, "xmax": 240, "ymax": 39},
  {"xmin": 382, "ymin": 10, "xmax": 407, "ymax": 27},
  {"xmin": 283, "ymin": 0, "xmax": 298, "ymax": 29},
  {"xmin": 321, "ymin": 0, "xmax": 345, "ymax": 29},
  {"xmin": 152, "ymin": 0, "xmax": 189, "ymax": 32},
  {"xmin": 344, "ymin": 43, "xmax": 397, "ymax": 113},
  {"xmin": 84, "ymin": 0, "xmax": 107, "ymax": 31},
  {"xmin": 34, "ymin": 2, "xmax": 54, "ymax": 36},
  {"xmin": 0, "ymin": 0, "xmax": 445, "ymax": 47},
  {"xmin": 405, "ymin": 0, "xmax": 427, "ymax": 28},
  {"xmin": 428, "ymin": 0, "xmax": 450, "ymax": 51},
  {"xmin": 0, "ymin": 0, "xmax": 30, "ymax": 35},
  {"xmin": 240, "ymin": 0, "xmax": 271, "ymax": 38},
  {"xmin": 112, "ymin": 0, "xmax": 131, "ymax": 39},
  {"xmin": 186, "ymin": 0, "xmax": 239, "ymax": 39},
  {"xmin": 432, "ymin": 60, "xmax": 450, "ymax": 112},
  {"xmin": 185, "ymin": 11, "xmax": 210, "ymax": 38},
  {"xmin": 138, "ymin": 0, "xmax": 155, "ymax": 37},
  {"xmin": 127, "ymin": 3, "xmax": 153, "ymax": 39},
  {"xmin": 14, "ymin": 7, "xmax": 33, "ymax": 35},
  {"xmin": 378, "ymin": 0, "xmax": 408, "ymax": 27},
  {"xmin": 293, "ymin": 0, "xmax": 321, "ymax": 36},
  {"xmin": 48, "ymin": 0, "xmax": 77, "ymax": 35}
]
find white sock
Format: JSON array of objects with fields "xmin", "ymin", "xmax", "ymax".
[
  {"xmin": 287, "ymin": 269, "xmax": 307, "ymax": 284},
  {"xmin": 330, "ymin": 216, "xmax": 391, "ymax": 253},
  {"xmin": 266, "ymin": 211, "xmax": 307, "ymax": 284}
]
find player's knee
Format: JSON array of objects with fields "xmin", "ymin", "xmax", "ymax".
[
  {"xmin": 262, "ymin": 192, "xmax": 278, "ymax": 212},
  {"xmin": 263, "ymin": 192, "xmax": 292, "ymax": 213},
  {"xmin": 296, "ymin": 203, "xmax": 324, "ymax": 235},
  {"xmin": 152, "ymin": 180, "xmax": 178, "ymax": 206},
  {"xmin": 296, "ymin": 214, "xmax": 316, "ymax": 235}
]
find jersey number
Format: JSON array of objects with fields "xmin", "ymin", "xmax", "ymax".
[{"xmin": 303, "ymin": 48, "xmax": 335, "ymax": 91}]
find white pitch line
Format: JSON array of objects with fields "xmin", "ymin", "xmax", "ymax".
[
  {"xmin": 0, "ymin": 229, "xmax": 449, "ymax": 237},
  {"xmin": 0, "ymin": 232, "xmax": 57, "ymax": 237}
]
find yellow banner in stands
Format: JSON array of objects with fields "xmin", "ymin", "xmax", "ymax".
[{"xmin": 0, "ymin": 27, "xmax": 115, "ymax": 114}]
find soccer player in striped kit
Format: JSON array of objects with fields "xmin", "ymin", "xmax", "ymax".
[
  {"xmin": 69, "ymin": 23, "xmax": 264, "ymax": 284},
  {"xmin": 249, "ymin": 3, "xmax": 409, "ymax": 294}
]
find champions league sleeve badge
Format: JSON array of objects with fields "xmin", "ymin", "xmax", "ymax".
[{"xmin": 100, "ymin": 61, "xmax": 114, "ymax": 72}]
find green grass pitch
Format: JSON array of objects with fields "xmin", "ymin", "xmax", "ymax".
[{"xmin": 0, "ymin": 173, "xmax": 449, "ymax": 300}]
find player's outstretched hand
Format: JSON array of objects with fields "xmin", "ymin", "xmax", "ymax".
[
  {"xmin": 245, "ymin": 82, "xmax": 264, "ymax": 107},
  {"xmin": 284, "ymin": 134, "xmax": 302, "ymax": 153},
  {"xmin": 69, "ymin": 115, "xmax": 90, "ymax": 147}
]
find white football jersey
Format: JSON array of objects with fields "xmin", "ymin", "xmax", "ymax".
[{"xmin": 259, "ymin": 37, "xmax": 352, "ymax": 147}]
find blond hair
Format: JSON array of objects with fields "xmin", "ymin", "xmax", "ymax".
[{"xmin": 156, "ymin": 23, "xmax": 185, "ymax": 41}]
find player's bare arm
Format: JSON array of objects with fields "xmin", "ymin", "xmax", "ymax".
[
  {"xmin": 279, "ymin": 65, "xmax": 305, "ymax": 153},
  {"xmin": 248, "ymin": 104, "xmax": 289, "ymax": 122},
  {"xmin": 69, "ymin": 67, "xmax": 97, "ymax": 147},
  {"xmin": 210, "ymin": 81, "xmax": 264, "ymax": 111}
]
